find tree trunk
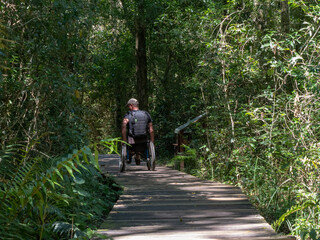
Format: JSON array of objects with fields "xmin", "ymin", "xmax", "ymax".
[
  {"xmin": 135, "ymin": 0, "xmax": 148, "ymax": 111},
  {"xmin": 281, "ymin": 0, "xmax": 290, "ymax": 34},
  {"xmin": 253, "ymin": 0, "xmax": 265, "ymax": 31}
]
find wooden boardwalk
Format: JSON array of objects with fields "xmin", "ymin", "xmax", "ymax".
[{"xmin": 98, "ymin": 154, "xmax": 295, "ymax": 240}]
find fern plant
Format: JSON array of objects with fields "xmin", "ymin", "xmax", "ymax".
[{"xmin": 0, "ymin": 138, "xmax": 122, "ymax": 240}]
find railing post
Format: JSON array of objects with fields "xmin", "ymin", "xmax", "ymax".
[{"xmin": 180, "ymin": 159, "xmax": 184, "ymax": 171}]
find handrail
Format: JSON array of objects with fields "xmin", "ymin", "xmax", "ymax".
[{"xmin": 174, "ymin": 113, "xmax": 207, "ymax": 134}]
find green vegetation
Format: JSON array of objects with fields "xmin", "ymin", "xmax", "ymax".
[
  {"xmin": 1, "ymin": 0, "xmax": 320, "ymax": 239},
  {"xmin": 0, "ymin": 140, "xmax": 122, "ymax": 240}
]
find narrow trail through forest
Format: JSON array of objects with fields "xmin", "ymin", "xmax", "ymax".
[{"xmin": 97, "ymin": 155, "xmax": 295, "ymax": 240}]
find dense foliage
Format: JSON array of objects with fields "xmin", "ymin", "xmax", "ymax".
[
  {"xmin": 161, "ymin": 1, "xmax": 320, "ymax": 239},
  {"xmin": 1, "ymin": 0, "xmax": 320, "ymax": 239},
  {"xmin": 0, "ymin": 140, "xmax": 121, "ymax": 239}
]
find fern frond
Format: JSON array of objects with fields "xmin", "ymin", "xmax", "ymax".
[
  {"xmin": 272, "ymin": 200, "xmax": 317, "ymax": 230},
  {"xmin": 0, "ymin": 139, "xmax": 120, "ymax": 239},
  {"xmin": 52, "ymin": 221, "xmax": 85, "ymax": 239},
  {"xmin": 99, "ymin": 137, "xmax": 122, "ymax": 155},
  {"xmin": 0, "ymin": 214, "xmax": 36, "ymax": 240}
]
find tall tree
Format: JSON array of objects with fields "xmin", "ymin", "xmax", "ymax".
[
  {"xmin": 281, "ymin": 0, "xmax": 290, "ymax": 33},
  {"xmin": 1, "ymin": 0, "xmax": 100, "ymax": 153},
  {"xmin": 135, "ymin": 0, "xmax": 148, "ymax": 110}
]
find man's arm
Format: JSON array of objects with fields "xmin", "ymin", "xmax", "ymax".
[
  {"xmin": 149, "ymin": 122, "xmax": 154, "ymax": 143},
  {"xmin": 122, "ymin": 118, "xmax": 129, "ymax": 142}
]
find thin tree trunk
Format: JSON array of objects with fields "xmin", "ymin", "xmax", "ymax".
[
  {"xmin": 253, "ymin": 0, "xmax": 265, "ymax": 31},
  {"xmin": 219, "ymin": 23, "xmax": 235, "ymax": 150},
  {"xmin": 281, "ymin": 0, "xmax": 290, "ymax": 34},
  {"xmin": 135, "ymin": 0, "xmax": 148, "ymax": 110}
]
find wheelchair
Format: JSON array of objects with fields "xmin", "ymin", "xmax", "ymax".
[{"xmin": 120, "ymin": 139, "xmax": 155, "ymax": 172}]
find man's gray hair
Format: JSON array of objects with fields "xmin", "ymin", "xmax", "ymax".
[{"xmin": 127, "ymin": 98, "xmax": 139, "ymax": 106}]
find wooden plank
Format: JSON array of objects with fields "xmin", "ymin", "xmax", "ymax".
[
  {"xmin": 96, "ymin": 230, "xmax": 296, "ymax": 240},
  {"xmin": 107, "ymin": 209, "xmax": 260, "ymax": 220},
  {"xmin": 115, "ymin": 200, "xmax": 252, "ymax": 205},
  {"xmin": 111, "ymin": 203, "xmax": 255, "ymax": 211},
  {"xmin": 118, "ymin": 194, "xmax": 249, "ymax": 200},
  {"xmin": 102, "ymin": 216, "xmax": 270, "ymax": 226},
  {"xmin": 97, "ymin": 155, "xmax": 295, "ymax": 240}
]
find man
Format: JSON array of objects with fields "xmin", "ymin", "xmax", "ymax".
[{"xmin": 122, "ymin": 98, "xmax": 154, "ymax": 164}]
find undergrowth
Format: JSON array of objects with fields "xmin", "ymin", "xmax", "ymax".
[
  {"xmin": 169, "ymin": 142, "xmax": 320, "ymax": 240},
  {"xmin": 0, "ymin": 139, "xmax": 123, "ymax": 240}
]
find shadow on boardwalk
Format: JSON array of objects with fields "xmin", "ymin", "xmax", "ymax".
[{"xmin": 97, "ymin": 154, "xmax": 295, "ymax": 240}]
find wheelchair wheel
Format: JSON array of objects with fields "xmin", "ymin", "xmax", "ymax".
[
  {"xmin": 148, "ymin": 141, "xmax": 156, "ymax": 171},
  {"xmin": 147, "ymin": 156, "xmax": 151, "ymax": 170},
  {"xmin": 120, "ymin": 145, "xmax": 126, "ymax": 172}
]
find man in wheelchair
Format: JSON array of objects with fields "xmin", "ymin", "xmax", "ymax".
[{"xmin": 122, "ymin": 98, "xmax": 154, "ymax": 165}]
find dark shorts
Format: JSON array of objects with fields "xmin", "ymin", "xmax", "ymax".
[{"xmin": 128, "ymin": 136, "xmax": 148, "ymax": 153}]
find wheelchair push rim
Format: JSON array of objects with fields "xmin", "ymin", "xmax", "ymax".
[
  {"xmin": 147, "ymin": 141, "xmax": 156, "ymax": 171},
  {"xmin": 120, "ymin": 144, "xmax": 126, "ymax": 172}
]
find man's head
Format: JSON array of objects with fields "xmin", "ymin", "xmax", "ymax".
[{"xmin": 127, "ymin": 98, "xmax": 139, "ymax": 110}]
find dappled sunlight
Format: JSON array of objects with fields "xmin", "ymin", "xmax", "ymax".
[{"xmin": 96, "ymin": 155, "xmax": 288, "ymax": 240}]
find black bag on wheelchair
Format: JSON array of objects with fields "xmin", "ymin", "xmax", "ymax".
[{"xmin": 128, "ymin": 110, "xmax": 149, "ymax": 140}]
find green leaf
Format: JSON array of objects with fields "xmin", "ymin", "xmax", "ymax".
[
  {"xmin": 309, "ymin": 229, "xmax": 317, "ymax": 240},
  {"xmin": 63, "ymin": 164, "xmax": 75, "ymax": 179},
  {"xmin": 94, "ymin": 146, "xmax": 101, "ymax": 171},
  {"xmin": 73, "ymin": 177, "xmax": 85, "ymax": 185},
  {"xmin": 55, "ymin": 169, "xmax": 64, "ymax": 180}
]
